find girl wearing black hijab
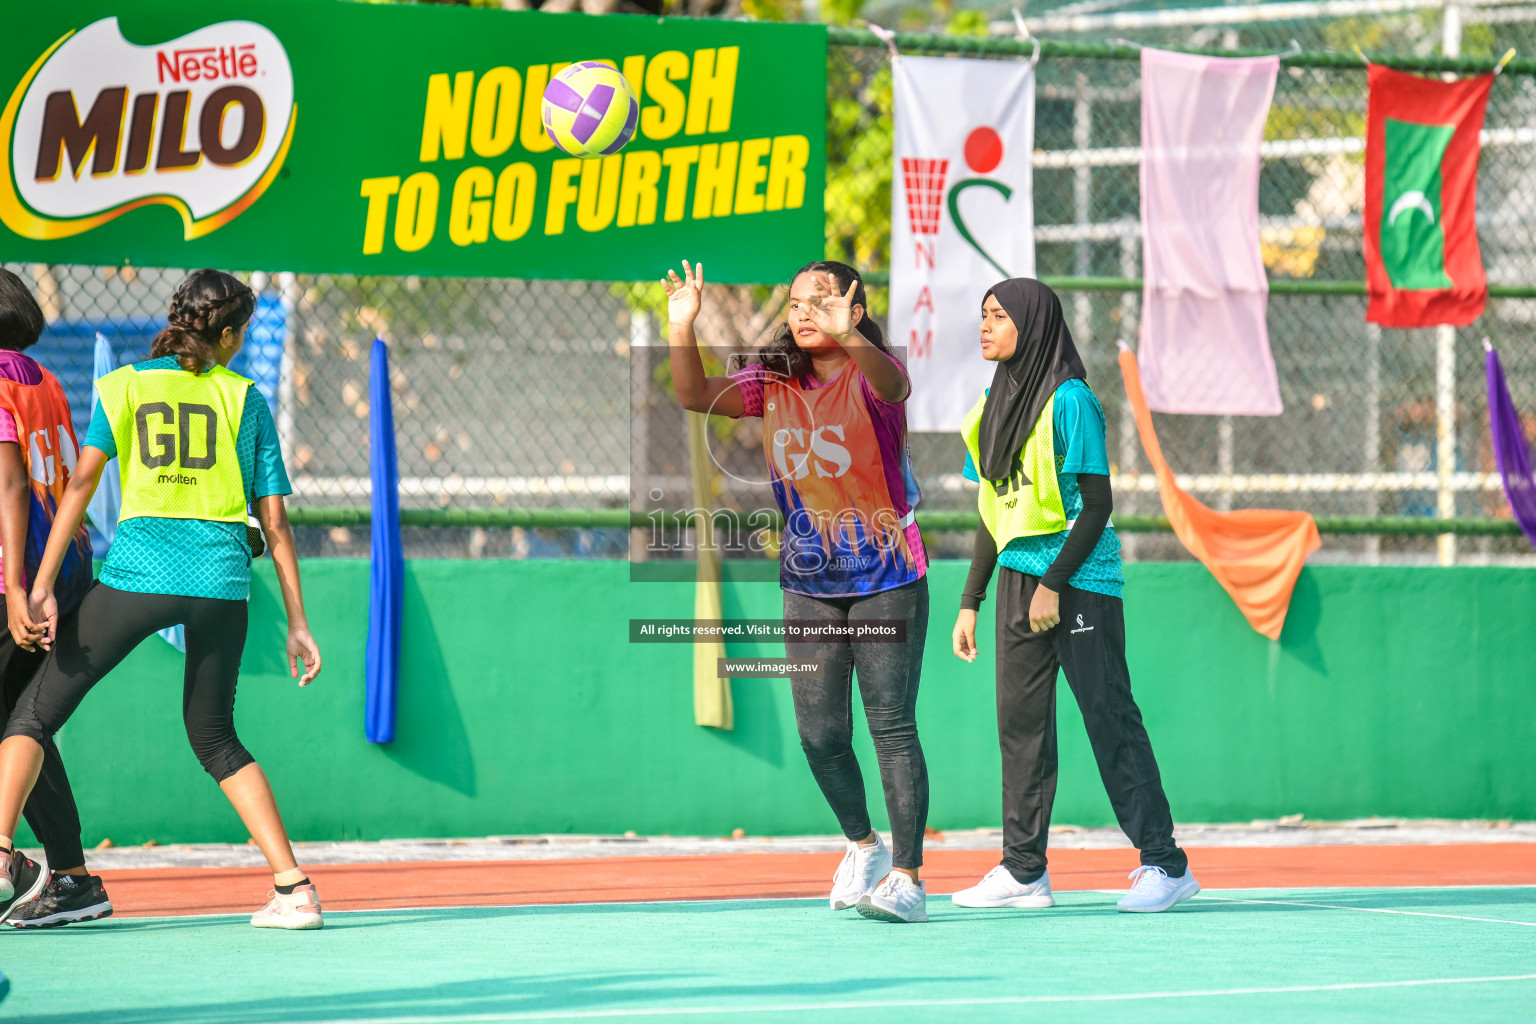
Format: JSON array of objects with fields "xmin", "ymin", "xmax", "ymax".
[{"xmin": 948, "ymin": 278, "xmax": 1198, "ymax": 914}]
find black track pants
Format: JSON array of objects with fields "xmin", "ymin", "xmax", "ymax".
[
  {"xmin": 5, "ymin": 584, "xmax": 255, "ymax": 783},
  {"xmin": 994, "ymin": 568, "xmax": 1187, "ymax": 883}
]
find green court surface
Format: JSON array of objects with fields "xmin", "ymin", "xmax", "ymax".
[{"xmin": 5, "ymin": 888, "xmax": 1535, "ymax": 1023}]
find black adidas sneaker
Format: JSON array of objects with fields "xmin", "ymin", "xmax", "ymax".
[
  {"xmin": 0, "ymin": 847, "xmax": 48, "ymax": 924},
  {"xmin": 9, "ymin": 873, "xmax": 113, "ymax": 928}
]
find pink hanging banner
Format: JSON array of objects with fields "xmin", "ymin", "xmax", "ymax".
[{"xmin": 1139, "ymin": 48, "xmax": 1282, "ymax": 416}]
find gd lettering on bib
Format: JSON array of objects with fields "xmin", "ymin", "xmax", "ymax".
[{"xmin": 95, "ymin": 363, "xmax": 250, "ymax": 524}]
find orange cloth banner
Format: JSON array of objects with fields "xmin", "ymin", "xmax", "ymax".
[{"xmin": 1118, "ymin": 345, "xmax": 1320, "ymax": 640}]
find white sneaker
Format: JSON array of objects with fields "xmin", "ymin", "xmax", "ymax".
[
  {"xmin": 829, "ymin": 834, "xmax": 892, "ymax": 911},
  {"xmin": 951, "ymin": 865, "xmax": 1055, "ymax": 909},
  {"xmin": 856, "ymin": 872, "xmax": 928, "ymax": 923},
  {"xmin": 251, "ymin": 883, "xmax": 324, "ymax": 929},
  {"xmin": 1117, "ymin": 865, "xmax": 1200, "ymax": 913}
]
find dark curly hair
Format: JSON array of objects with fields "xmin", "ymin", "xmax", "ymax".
[
  {"xmin": 0, "ymin": 268, "xmax": 45, "ymax": 352},
  {"xmin": 152, "ymin": 269, "xmax": 255, "ymax": 372},
  {"xmin": 757, "ymin": 260, "xmax": 888, "ymax": 380}
]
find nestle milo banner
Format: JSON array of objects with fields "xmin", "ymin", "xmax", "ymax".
[{"xmin": 0, "ymin": 1, "xmax": 826, "ymax": 282}]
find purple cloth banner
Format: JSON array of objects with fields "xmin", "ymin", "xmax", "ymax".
[{"xmin": 1486, "ymin": 341, "xmax": 1536, "ymax": 547}]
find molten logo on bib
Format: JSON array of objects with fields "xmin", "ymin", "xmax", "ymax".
[{"xmin": 1, "ymin": 17, "xmax": 296, "ymax": 241}]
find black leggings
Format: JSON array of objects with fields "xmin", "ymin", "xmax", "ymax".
[
  {"xmin": 784, "ymin": 577, "xmax": 930, "ymax": 870},
  {"xmin": 0, "ymin": 596, "xmax": 84, "ymax": 868},
  {"xmin": 5, "ymin": 584, "xmax": 255, "ymax": 783}
]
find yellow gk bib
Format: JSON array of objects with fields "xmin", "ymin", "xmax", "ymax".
[
  {"xmin": 95, "ymin": 363, "xmax": 250, "ymax": 524},
  {"xmin": 961, "ymin": 391, "xmax": 1068, "ymax": 547}
]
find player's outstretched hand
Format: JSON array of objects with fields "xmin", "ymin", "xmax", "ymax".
[
  {"xmin": 806, "ymin": 277, "xmax": 859, "ymax": 344},
  {"xmin": 288, "ymin": 626, "xmax": 322, "ymax": 686},
  {"xmin": 664, "ymin": 259, "xmax": 704, "ymax": 328}
]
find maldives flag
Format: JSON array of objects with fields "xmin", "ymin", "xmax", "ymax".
[{"xmin": 1364, "ymin": 64, "xmax": 1493, "ymax": 327}]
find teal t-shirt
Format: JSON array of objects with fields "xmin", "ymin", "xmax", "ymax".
[
  {"xmin": 963, "ymin": 378, "xmax": 1125, "ymax": 598},
  {"xmin": 83, "ymin": 357, "xmax": 292, "ymax": 600}
]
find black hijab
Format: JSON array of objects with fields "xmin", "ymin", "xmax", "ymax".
[{"xmin": 975, "ymin": 278, "xmax": 1087, "ymax": 483}]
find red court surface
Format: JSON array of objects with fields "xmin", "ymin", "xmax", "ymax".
[{"xmin": 100, "ymin": 842, "xmax": 1536, "ymax": 917}]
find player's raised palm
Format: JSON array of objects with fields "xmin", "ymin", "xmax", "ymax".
[
  {"xmin": 806, "ymin": 279, "xmax": 860, "ymax": 344},
  {"xmin": 664, "ymin": 260, "xmax": 704, "ymax": 328}
]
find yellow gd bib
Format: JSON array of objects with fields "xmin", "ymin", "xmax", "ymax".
[
  {"xmin": 94, "ymin": 363, "xmax": 251, "ymax": 524},
  {"xmin": 961, "ymin": 391, "xmax": 1068, "ymax": 547}
]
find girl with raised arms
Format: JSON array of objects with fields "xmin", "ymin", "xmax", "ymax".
[{"xmin": 665, "ymin": 259, "xmax": 932, "ymax": 923}]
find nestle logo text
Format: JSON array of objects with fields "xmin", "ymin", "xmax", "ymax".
[{"xmin": 156, "ymin": 45, "xmax": 258, "ymax": 84}]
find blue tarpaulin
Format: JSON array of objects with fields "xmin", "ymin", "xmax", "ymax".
[
  {"xmin": 365, "ymin": 339, "xmax": 402, "ymax": 744},
  {"xmin": 84, "ymin": 333, "xmax": 121, "ymax": 551}
]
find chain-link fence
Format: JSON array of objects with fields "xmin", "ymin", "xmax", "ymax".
[
  {"xmin": 3, "ymin": 263, "xmax": 642, "ymax": 558},
  {"xmin": 840, "ymin": 4, "xmax": 1536, "ymax": 566},
  {"xmin": 8, "ymin": 2, "xmax": 1536, "ymax": 564}
]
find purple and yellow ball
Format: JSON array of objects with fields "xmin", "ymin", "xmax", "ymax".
[{"xmin": 541, "ymin": 61, "xmax": 639, "ymax": 158}]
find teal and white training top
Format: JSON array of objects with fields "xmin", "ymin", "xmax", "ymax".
[
  {"xmin": 962, "ymin": 379, "xmax": 1125, "ymax": 598},
  {"xmin": 83, "ymin": 356, "xmax": 292, "ymax": 601}
]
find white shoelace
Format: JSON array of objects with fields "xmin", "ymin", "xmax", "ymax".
[
  {"xmin": 833, "ymin": 847, "xmax": 857, "ymax": 887},
  {"xmin": 852, "ymin": 839, "xmax": 883, "ymax": 875},
  {"xmin": 834, "ymin": 840, "xmax": 881, "ymax": 887},
  {"xmin": 1127, "ymin": 865, "xmax": 1171, "ymax": 892}
]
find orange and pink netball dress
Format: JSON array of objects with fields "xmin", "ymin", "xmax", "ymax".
[{"xmin": 731, "ymin": 353, "xmax": 927, "ymax": 597}]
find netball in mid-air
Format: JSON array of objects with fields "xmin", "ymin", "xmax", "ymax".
[{"xmin": 541, "ymin": 60, "xmax": 641, "ymax": 157}]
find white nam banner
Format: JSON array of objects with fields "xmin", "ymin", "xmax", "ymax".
[{"xmin": 891, "ymin": 55, "xmax": 1035, "ymax": 432}]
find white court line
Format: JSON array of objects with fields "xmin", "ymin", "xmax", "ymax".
[
  {"xmin": 126, "ymin": 885, "xmax": 1536, "ymax": 923},
  {"xmin": 1192, "ymin": 892, "xmax": 1536, "ymax": 928},
  {"xmin": 253, "ymin": 974, "xmax": 1536, "ymax": 1024},
  {"xmin": 123, "ymin": 895, "xmax": 833, "ymax": 922},
  {"xmin": 351, "ymin": 885, "xmax": 1536, "ymax": 920}
]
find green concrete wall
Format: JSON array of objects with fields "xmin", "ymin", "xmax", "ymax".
[{"xmin": 21, "ymin": 560, "xmax": 1536, "ymax": 848}]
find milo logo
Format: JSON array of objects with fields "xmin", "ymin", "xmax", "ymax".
[{"xmin": 1, "ymin": 17, "xmax": 295, "ymax": 241}]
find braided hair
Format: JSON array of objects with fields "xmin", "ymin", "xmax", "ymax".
[
  {"xmin": 756, "ymin": 260, "xmax": 888, "ymax": 381},
  {"xmin": 151, "ymin": 269, "xmax": 255, "ymax": 373}
]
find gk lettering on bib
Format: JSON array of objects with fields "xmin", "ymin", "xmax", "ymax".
[
  {"xmin": 95, "ymin": 362, "xmax": 250, "ymax": 523},
  {"xmin": 960, "ymin": 391, "xmax": 1068, "ymax": 548}
]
